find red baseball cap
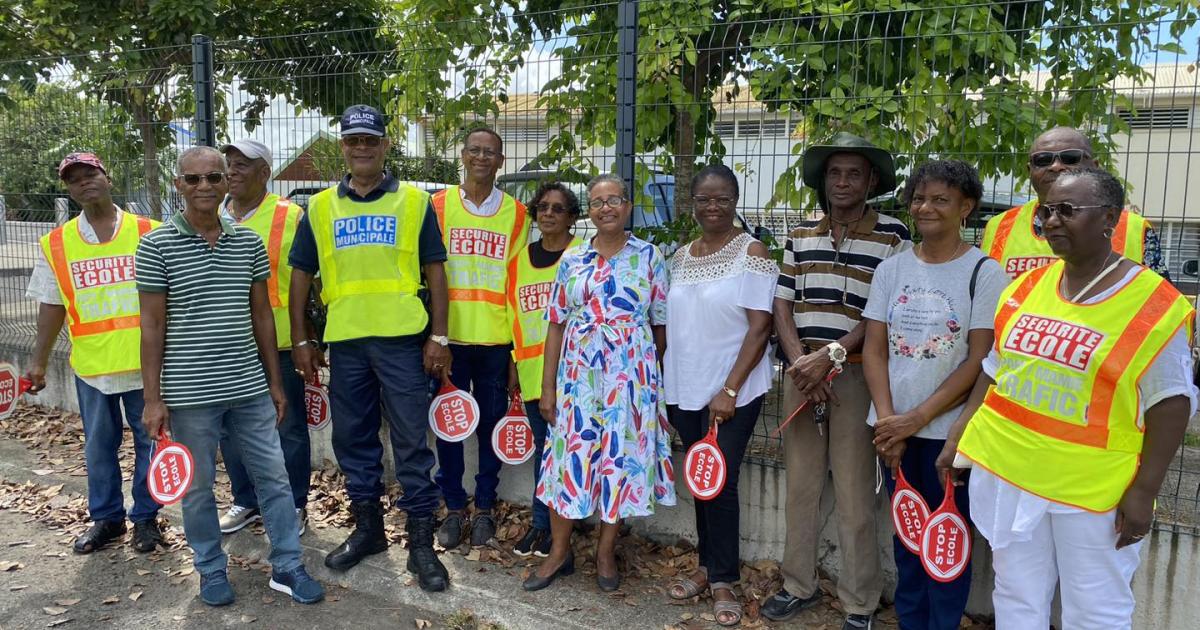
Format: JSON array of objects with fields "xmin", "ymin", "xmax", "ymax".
[{"xmin": 58, "ymin": 152, "xmax": 107, "ymax": 180}]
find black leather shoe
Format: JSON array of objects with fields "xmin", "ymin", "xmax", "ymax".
[
  {"xmin": 74, "ymin": 519, "xmax": 126, "ymax": 554},
  {"xmin": 470, "ymin": 511, "xmax": 496, "ymax": 547},
  {"xmin": 438, "ymin": 510, "xmax": 466, "ymax": 550},
  {"xmin": 597, "ymin": 571, "xmax": 621, "ymax": 592},
  {"xmin": 325, "ymin": 500, "xmax": 388, "ymax": 571},
  {"xmin": 406, "ymin": 516, "xmax": 449, "ymax": 592},
  {"xmin": 131, "ymin": 519, "xmax": 163, "ymax": 552},
  {"xmin": 522, "ymin": 553, "xmax": 575, "ymax": 592}
]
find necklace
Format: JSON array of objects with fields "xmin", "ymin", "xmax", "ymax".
[
  {"xmin": 1066, "ymin": 252, "xmax": 1122, "ymax": 302},
  {"xmin": 915, "ymin": 241, "xmax": 968, "ymax": 264}
]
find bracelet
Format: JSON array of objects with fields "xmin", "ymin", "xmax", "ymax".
[{"xmin": 294, "ymin": 339, "xmax": 318, "ymax": 349}]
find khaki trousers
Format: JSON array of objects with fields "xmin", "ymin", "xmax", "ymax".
[{"xmin": 780, "ymin": 363, "xmax": 882, "ymax": 615}]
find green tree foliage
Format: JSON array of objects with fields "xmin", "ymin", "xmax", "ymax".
[
  {"xmin": 383, "ymin": 0, "xmax": 1198, "ymax": 229},
  {"xmin": 0, "ymin": 1, "xmax": 400, "ymax": 217},
  {"xmin": 307, "ymin": 134, "xmax": 461, "ymax": 185}
]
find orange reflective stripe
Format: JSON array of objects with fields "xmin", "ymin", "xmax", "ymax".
[
  {"xmin": 265, "ymin": 200, "xmax": 290, "ymax": 308},
  {"xmin": 513, "ymin": 343, "xmax": 543, "ymax": 361},
  {"xmin": 1088, "ymin": 275, "xmax": 1179, "ymax": 424},
  {"xmin": 509, "ymin": 199, "xmax": 528, "ymax": 251},
  {"xmin": 989, "ymin": 206, "xmax": 1022, "ymax": 261},
  {"xmin": 68, "ymin": 314, "xmax": 141, "ymax": 337},
  {"xmin": 448, "ymin": 287, "xmax": 506, "ymax": 307},
  {"xmin": 983, "ymin": 389, "xmax": 1108, "ymax": 449},
  {"xmin": 992, "ymin": 264, "xmax": 1052, "ymax": 352},
  {"xmin": 47, "ymin": 229, "xmax": 85, "ymax": 329},
  {"xmin": 1111, "ymin": 212, "xmax": 1130, "ymax": 254},
  {"xmin": 135, "ymin": 216, "xmax": 153, "ymax": 236},
  {"xmin": 506, "ymin": 255, "xmax": 526, "ymax": 349},
  {"xmin": 431, "ymin": 190, "xmax": 447, "ymax": 237}
]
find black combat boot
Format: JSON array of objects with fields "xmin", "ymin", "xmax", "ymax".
[
  {"xmin": 325, "ymin": 500, "xmax": 388, "ymax": 571},
  {"xmin": 406, "ymin": 515, "xmax": 449, "ymax": 592}
]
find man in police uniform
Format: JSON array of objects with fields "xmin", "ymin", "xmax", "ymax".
[
  {"xmin": 430, "ymin": 127, "xmax": 527, "ymax": 549},
  {"xmin": 288, "ymin": 105, "xmax": 453, "ymax": 592},
  {"xmin": 981, "ymin": 126, "xmax": 1169, "ymax": 281},
  {"xmin": 24, "ymin": 152, "xmax": 163, "ymax": 555},
  {"xmin": 215, "ymin": 139, "xmax": 312, "ymax": 536}
]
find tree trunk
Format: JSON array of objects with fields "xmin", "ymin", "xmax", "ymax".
[
  {"xmin": 133, "ymin": 103, "xmax": 163, "ymax": 220},
  {"xmin": 673, "ymin": 62, "xmax": 699, "ymax": 242}
]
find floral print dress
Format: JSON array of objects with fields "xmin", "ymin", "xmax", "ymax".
[{"xmin": 535, "ymin": 235, "xmax": 676, "ymax": 522}]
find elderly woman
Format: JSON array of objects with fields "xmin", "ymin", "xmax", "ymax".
[
  {"xmin": 523, "ymin": 173, "xmax": 675, "ymax": 592},
  {"xmin": 938, "ymin": 167, "xmax": 1195, "ymax": 629},
  {"xmin": 662, "ymin": 164, "xmax": 777, "ymax": 626},
  {"xmin": 862, "ymin": 160, "xmax": 1005, "ymax": 629},
  {"xmin": 506, "ymin": 182, "xmax": 583, "ymax": 558}
]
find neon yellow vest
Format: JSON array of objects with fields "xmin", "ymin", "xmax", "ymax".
[
  {"xmin": 432, "ymin": 186, "xmax": 528, "ymax": 344},
  {"xmin": 981, "ymin": 199, "xmax": 1148, "ymax": 280},
  {"xmin": 40, "ymin": 214, "xmax": 158, "ymax": 377},
  {"xmin": 229, "ymin": 194, "xmax": 302, "ymax": 349},
  {"xmin": 506, "ymin": 237, "xmax": 582, "ymax": 400},
  {"xmin": 957, "ymin": 261, "xmax": 1194, "ymax": 512},
  {"xmin": 308, "ymin": 185, "xmax": 428, "ymax": 343}
]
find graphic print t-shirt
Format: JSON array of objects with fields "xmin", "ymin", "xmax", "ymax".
[{"xmin": 862, "ymin": 248, "xmax": 1007, "ymax": 439}]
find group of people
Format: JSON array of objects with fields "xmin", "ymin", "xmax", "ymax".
[{"xmin": 21, "ymin": 103, "xmax": 1193, "ymax": 630}]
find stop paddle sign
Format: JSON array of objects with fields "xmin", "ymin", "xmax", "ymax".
[
  {"xmin": 429, "ymin": 379, "xmax": 479, "ymax": 442},
  {"xmin": 147, "ymin": 431, "xmax": 194, "ymax": 506},
  {"xmin": 891, "ymin": 466, "xmax": 931, "ymax": 555},
  {"xmin": 305, "ymin": 374, "xmax": 331, "ymax": 431},
  {"xmin": 492, "ymin": 393, "xmax": 534, "ymax": 465},
  {"xmin": 684, "ymin": 422, "xmax": 727, "ymax": 501},
  {"xmin": 0, "ymin": 362, "xmax": 32, "ymax": 420},
  {"xmin": 920, "ymin": 474, "xmax": 972, "ymax": 582}
]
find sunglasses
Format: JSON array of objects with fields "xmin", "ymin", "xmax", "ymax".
[
  {"xmin": 1035, "ymin": 202, "xmax": 1114, "ymax": 222},
  {"xmin": 588, "ymin": 195, "xmax": 626, "ymax": 210},
  {"xmin": 1029, "ymin": 149, "xmax": 1090, "ymax": 169},
  {"xmin": 534, "ymin": 202, "xmax": 572, "ymax": 214},
  {"xmin": 179, "ymin": 172, "xmax": 226, "ymax": 186},
  {"xmin": 343, "ymin": 135, "xmax": 383, "ymax": 148}
]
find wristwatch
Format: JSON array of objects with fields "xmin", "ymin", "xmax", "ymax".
[
  {"xmin": 721, "ymin": 386, "xmax": 738, "ymax": 399},
  {"xmin": 429, "ymin": 334, "xmax": 450, "ymax": 347},
  {"xmin": 826, "ymin": 342, "xmax": 848, "ymax": 369}
]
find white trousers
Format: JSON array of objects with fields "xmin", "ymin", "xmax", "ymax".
[{"xmin": 991, "ymin": 508, "xmax": 1143, "ymax": 630}]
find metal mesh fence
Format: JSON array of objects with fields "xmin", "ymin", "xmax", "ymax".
[{"xmin": 1, "ymin": 1, "xmax": 1200, "ymax": 531}]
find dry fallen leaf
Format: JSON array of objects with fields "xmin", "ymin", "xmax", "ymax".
[
  {"xmin": 31, "ymin": 469, "xmax": 54, "ymax": 476},
  {"xmin": 101, "ymin": 596, "xmax": 119, "ymax": 605},
  {"xmin": 0, "ymin": 560, "xmax": 23, "ymax": 571},
  {"xmin": 129, "ymin": 591, "xmax": 143, "ymax": 602},
  {"xmin": 53, "ymin": 599, "xmax": 80, "ymax": 607},
  {"xmin": 241, "ymin": 615, "xmax": 257, "ymax": 623},
  {"xmin": 261, "ymin": 596, "xmax": 275, "ymax": 604},
  {"xmin": 10, "ymin": 584, "xmax": 29, "ymax": 591},
  {"xmin": 47, "ymin": 619, "xmax": 72, "ymax": 628},
  {"xmin": 135, "ymin": 569, "xmax": 152, "ymax": 576},
  {"xmin": 415, "ymin": 620, "xmax": 432, "ymax": 629},
  {"xmin": 43, "ymin": 607, "xmax": 68, "ymax": 616},
  {"xmin": 172, "ymin": 616, "xmax": 187, "ymax": 621}
]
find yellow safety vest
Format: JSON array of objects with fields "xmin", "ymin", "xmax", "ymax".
[
  {"xmin": 957, "ymin": 261, "xmax": 1194, "ymax": 512},
  {"xmin": 229, "ymin": 194, "xmax": 303, "ymax": 349},
  {"xmin": 432, "ymin": 186, "xmax": 528, "ymax": 344},
  {"xmin": 981, "ymin": 199, "xmax": 1148, "ymax": 280},
  {"xmin": 506, "ymin": 237, "xmax": 583, "ymax": 400},
  {"xmin": 307, "ymin": 184, "xmax": 428, "ymax": 343},
  {"xmin": 40, "ymin": 213, "xmax": 158, "ymax": 377}
]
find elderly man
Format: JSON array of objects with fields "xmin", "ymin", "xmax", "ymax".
[
  {"xmin": 430, "ymin": 126, "xmax": 527, "ymax": 549},
  {"xmin": 981, "ymin": 126, "xmax": 1169, "ymax": 281},
  {"xmin": 214, "ymin": 139, "xmax": 312, "ymax": 536},
  {"xmin": 24, "ymin": 152, "xmax": 162, "ymax": 554},
  {"xmin": 288, "ymin": 105, "xmax": 452, "ymax": 591},
  {"xmin": 765, "ymin": 132, "xmax": 912, "ymax": 630},
  {"xmin": 137, "ymin": 146, "xmax": 323, "ymax": 607}
]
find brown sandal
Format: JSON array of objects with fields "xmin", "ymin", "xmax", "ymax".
[
  {"xmin": 711, "ymin": 582, "xmax": 743, "ymax": 627},
  {"xmin": 668, "ymin": 568, "xmax": 708, "ymax": 600}
]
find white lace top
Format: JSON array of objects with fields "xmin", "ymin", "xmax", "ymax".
[{"xmin": 664, "ymin": 233, "xmax": 780, "ymax": 410}]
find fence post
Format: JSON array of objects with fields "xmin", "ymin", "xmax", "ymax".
[
  {"xmin": 0, "ymin": 197, "xmax": 6, "ymax": 245},
  {"xmin": 615, "ymin": 0, "xmax": 638, "ymax": 197},
  {"xmin": 191, "ymin": 34, "xmax": 216, "ymax": 147}
]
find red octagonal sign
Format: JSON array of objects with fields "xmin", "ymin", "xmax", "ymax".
[
  {"xmin": 305, "ymin": 378, "xmax": 331, "ymax": 431},
  {"xmin": 429, "ymin": 381, "xmax": 479, "ymax": 442},
  {"xmin": 492, "ymin": 412, "xmax": 534, "ymax": 465},
  {"xmin": 684, "ymin": 424, "xmax": 727, "ymax": 501},
  {"xmin": 148, "ymin": 435, "xmax": 194, "ymax": 505},
  {"xmin": 0, "ymin": 362, "xmax": 29, "ymax": 420}
]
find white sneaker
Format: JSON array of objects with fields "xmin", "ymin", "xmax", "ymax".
[
  {"xmin": 296, "ymin": 508, "xmax": 307, "ymax": 536},
  {"xmin": 219, "ymin": 505, "xmax": 261, "ymax": 534}
]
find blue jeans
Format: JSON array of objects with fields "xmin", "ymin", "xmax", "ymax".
[
  {"xmin": 75, "ymin": 378, "xmax": 159, "ymax": 523},
  {"xmin": 434, "ymin": 344, "xmax": 510, "ymax": 511},
  {"xmin": 170, "ymin": 394, "xmax": 303, "ymax": 576},
  {"xmin": 219, "ymin": 351, "xmax": 310, "ymax": 509},
  {"xmin": 328, "ymin": 335, "xmax": 439, "ymax": 517},
  {"xmin": 526, "ymin": 400, "xmax": 550, "ymax": 531},
  {"xmin": 884, "ymin": 437, "xmax": 972, "ymax": 630}
]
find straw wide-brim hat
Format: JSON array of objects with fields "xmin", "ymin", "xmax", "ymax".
[{"xmin": 801, "ymin": 131, "xmax": 897, "ymax": 202}]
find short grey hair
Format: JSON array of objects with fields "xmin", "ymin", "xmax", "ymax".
[
  {"xmin": 586, "ymin": 173, "xmax": 628, "ymax": 199},
  {"xmin": 176, "ymin": 145, "xmax": 226, "ymax": 174}
]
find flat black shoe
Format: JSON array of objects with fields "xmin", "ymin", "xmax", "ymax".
[
  {"xmin": 74, "ymin": 520, "xmax": 126, "ymax": 554},
  {"xmin": 131, "ymin": 519, "xmax": 163, "ymax": 552},
  {"xmin": 470, "ymin": 511, "xmax": 496, "ymax": 547},
  {"xmin": 438, "ymin": 510, "xmax": 466, "ymax": 550},
  {"xmin": 760, "ymin": 588, "xmax": 822, "ymax": 622},
  {"xmin": 522, "ymin": 553, "xmax": 575, "ymax": 592},
  {"xmin": 597, "ymin": 571, "xmax": 620, "ymax": 592}
]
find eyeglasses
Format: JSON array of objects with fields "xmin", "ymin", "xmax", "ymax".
[
  {"xmin": 179, "ymin": 172, "xmax": 226, "ymax": 186},
  {"xmin": 693, "ymin": 195, "xmax": 737, "ymax": 209},
  {"xmin": 1029, "ymin": 149, "xmax": 1090, "ymax": 169},
  {"xmin": 588, "ymin": 195, "xmax": 626, "ymax": 210},
  {"xmin": 465, "ymin": 146, "xmax": 501, "ymax": 159},
  {"xmin": 535, "ymin": 202, "xmax": 572, "ymax": 214},
  {"xmin": 343, "ymin": 135, "xmax": 383, "ymax": 148},
  {"xmin": 1035, "ymin": 202, "xmax": 1114, "ymax": 222}
]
